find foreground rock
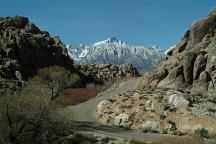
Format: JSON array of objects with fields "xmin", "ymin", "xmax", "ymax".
[
  {"xmin": 168, "ymin": 92, "xmax": 189, "ymax": 109},
  {"xmin": 142, "ymin": 121, "xmax": 159, "ymax": 133},
  {"xmin": 96, "ymin": 87, "xmax": 216, "ymax": 137},
  {"xmin": 114, "ymin": 113, "xmax": 132, "ymax": 128}
]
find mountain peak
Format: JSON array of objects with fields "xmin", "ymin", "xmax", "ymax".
[
  {"xmin": 93, "ymin": 37, "xmax": 126, "ymax": 46},
  {"xmin": 107, "ymin": 37, "xmax": 119, "ymax": 43},
  {"xmin": 67, "ymin": 38, "xmax": 163, "ymax": 71}
]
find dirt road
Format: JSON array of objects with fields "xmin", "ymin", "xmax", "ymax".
[
  {"xmin": 72, "ymin": 78, "xmax": 140, "ymax": 122},
  {"xmin": 71, "ymin": 78, "xmax": 189, "ymax": 142}
]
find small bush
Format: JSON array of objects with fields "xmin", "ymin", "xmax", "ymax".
[
  {"xmin": 208, "ymin": 108, "xmax": 216, "ymax": 113},
  {"xmin": 169, "ymin": 106, "xmax": 177, "ymax": 112},
  {"xmin": 162, "ymin": 129, "xmax": 168, "ymax": 134},
  {"xmin": 158, "ymin": 95, "xmax": 163, "ymax": 100},
  {"xmin": 186, "ymin": 88, "xmax": 207, "ymax": 104},
  {"xmin": 130, "ymin": 139, "xmax": 145, "ymax": 144},
  {"xmin": 195, "ymin": 128, "xmax": 209, "ymax": 138},
  {"xmin": 142, "ymin": 128, "xmax": 159, "ymax": 134},
  {"xmin": 160, "ymin": 114, "xmax": 166, "ymax": 120},
  {"xmin": 207, "ymin": 95, "xmax": 216, "ymax": 103}
]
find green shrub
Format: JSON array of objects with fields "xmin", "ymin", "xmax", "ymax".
[
  {"xmin": 160, "ymin": 114, "xmax": 166, "ymax": 120},
  {"xmin": 130, "ymin": 138, "xmax": 144, "ymax": 144},
  {"xmin": 208, "ymin": 108, "xmax": 216, "ymax": 113},
  {"xmin": 142, "ymin": 128, "xmax": 159, "ymax": 134},
  {"xmin": 186, "ymin": 88, "xmax": 207, "ymax": 104},
  {"xmin": 207, "ymin": 95, "xmax": 216, "ymax": 103},
  {"xmin": 195, "ymin": 128, "xmax": 209, "ymax": 138}
]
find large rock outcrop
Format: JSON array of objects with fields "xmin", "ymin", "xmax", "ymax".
[
  {"xmin": 0, "ymin": 16, "xmax": 75, "ymax": 95},
  {"xmin": 0, "ymin": 16, "xmax": 73, "ymax": 81},
  {"xmin": 74, "ymin": 64, "xmax": 139, "ymax": 83},
  {"xmin": 140, "ymin": 7, "xmax": 216, "ymax": 90}
]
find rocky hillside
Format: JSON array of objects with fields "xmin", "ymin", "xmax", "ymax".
[
  {"xmin": 0, "ymin": 16, "xmax": 73, "ymax": 81},
  {"xmin": 67, "ymin": 37, "xmax": 163, "ymax": 71},
  {"xmin": 74, "ymin": 64, "xmax": 138, "ymax": 83},
  {"xmin": 0, "ymin": 16, "xmax": 76, "ymax": 95},
  {"xmin": 96, "ymin": 83, "xmax": 216, "ymax": 138},
  {"xmin": 95, "ymin": 8, "xmax": 216, "ymax": 140},
  {"xmin": 140, "ymin": 8, "xmax": 216, "ymax": 90}
]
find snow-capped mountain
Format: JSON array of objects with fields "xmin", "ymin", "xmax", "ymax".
[
  {"xmin": 67, "ymin": 37, "xmax": 164, "ymax": 71},
  {"xmin": 66, "ymin": 44, "xmax": 88, "ymax": 61}
]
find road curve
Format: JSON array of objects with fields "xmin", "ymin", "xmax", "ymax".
[
  {"xmin": 70, "ymin": 78, "xmax": 189, "ymax": 142},
  {"xmin": 71, "ymin": 78, "xmax": 140, "ymax": 122}
]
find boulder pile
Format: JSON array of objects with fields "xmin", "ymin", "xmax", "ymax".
[{"xmin": 74, "ymin": 64, "xmax": 139, "ymax": 82}]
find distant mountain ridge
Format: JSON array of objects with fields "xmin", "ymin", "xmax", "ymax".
[{"xmin": 66, "ymin": 37, "xmax": 164, "ymax": 71}]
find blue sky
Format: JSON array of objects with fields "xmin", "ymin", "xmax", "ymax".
[{"xmin": 1, "ymin": 0, "xmax": 216, "ymax": 48}]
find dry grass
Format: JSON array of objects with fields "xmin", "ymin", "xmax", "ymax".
[
  {"xmin": 130, "ymin": 136, "xmax": 204, "ymax": 144},
  {"xmin": 129, "ymin": 136, "xmax": 204, "ymax": 144},
  {"xmin": 148, "ymin": 135, "xmax": 204, "ymax": 144}
]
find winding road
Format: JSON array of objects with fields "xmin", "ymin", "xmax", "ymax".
[
  {"xmin": 71, "ymin": 78, "xmax": 189, "ymax": 142},
  {"xmin": 72, "ymin": 78, "xmax": 140, "ymax": 122}
]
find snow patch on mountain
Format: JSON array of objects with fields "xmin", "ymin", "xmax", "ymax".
[{"xmin": 67, "ymin": 37, "xmax": 164, "ymax": 71}]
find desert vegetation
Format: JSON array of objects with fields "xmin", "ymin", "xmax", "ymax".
[
  {"xmin": 0, "ymin": 66, "xmax": 83, "ymax": 144},
  {"xmin": 37, "ymin": 65, "xmax": 81, "ymax": 102}
]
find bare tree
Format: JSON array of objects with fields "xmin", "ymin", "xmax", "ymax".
[
  {"xmin": 37, "ymin": 65, "xmax": 80, "ymax": 102},
  {"xmin": 0, "ymin": 79, "xmax": 74, "ymax": 144}
]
